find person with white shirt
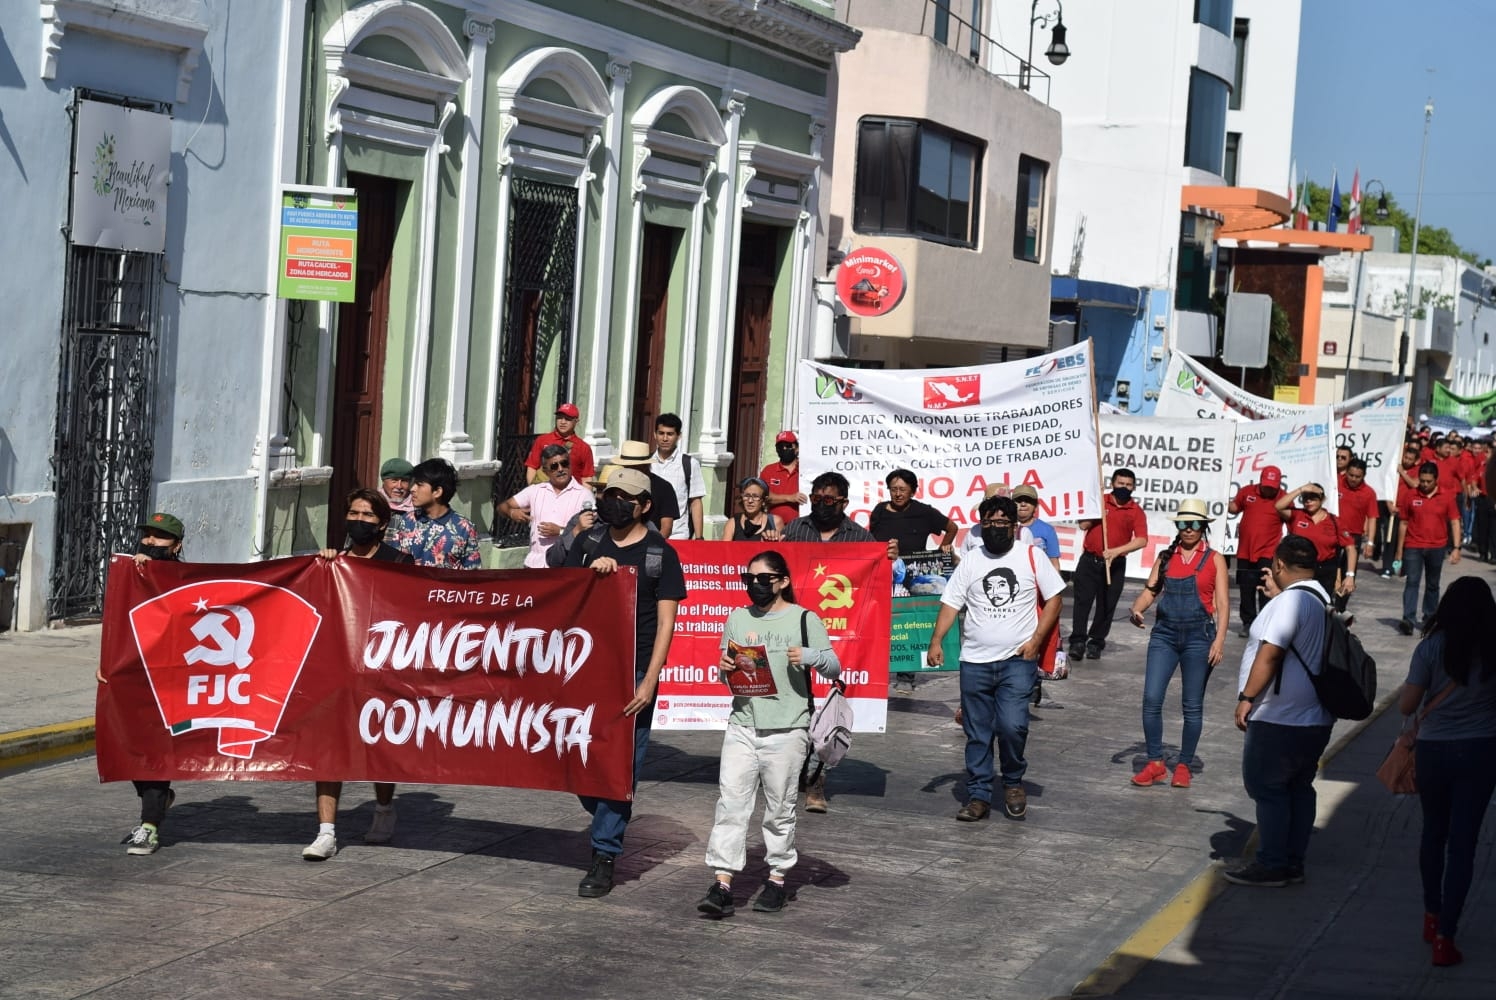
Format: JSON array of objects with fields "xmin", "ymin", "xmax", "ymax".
[
  {"xmin": 928, "ymin": 494, "xmax": 1064, "ymax": 823},
  {"xmin": 1225, "ymin": 534, "xmax": 1333, "ymax": 887},
  {"xmin": 651, "ymin": 413, "xmax": 704, "ymax": 540}
]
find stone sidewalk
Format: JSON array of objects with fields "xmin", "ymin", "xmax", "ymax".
[{"xmin": 1, "ymin": 562, "xmax": 1492, "ymax": 999}]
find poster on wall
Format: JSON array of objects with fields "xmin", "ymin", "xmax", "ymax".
[
  {"xmin": 277, "ymin": 185, "xmax": 359, "ymax": 302},
  {"xmin": 70, "ymin": 100, "xmax": 172, "ymax": 253}
]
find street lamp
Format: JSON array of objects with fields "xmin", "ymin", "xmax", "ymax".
[
  {"xmin": 1363, "ymin": 179, "xmax": 1390, "ymax": 219},
  {"xmin": 1020, "ymin": 0, "xmax": 1069, "ymax": 92},
  {"xmin": 1397, "ymin": 99, "xmax": 1434, "ymax": 378}
]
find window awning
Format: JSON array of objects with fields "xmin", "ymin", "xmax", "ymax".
[{"xmin": 1180, "ymin": 185, "xmax": 1291, "ymax": 234}]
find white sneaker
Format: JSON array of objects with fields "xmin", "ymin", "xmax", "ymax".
[
  {"xmin": 302, "ymin": 832, "xmax": 338, "ymax": 861},
  {"xmin": 365, "ymin": 806, "xmax": 396, "ymax": 844}
]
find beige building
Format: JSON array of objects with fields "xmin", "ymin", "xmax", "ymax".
[{"xmin": 823, "ymin": 0, "xmax": 1062, "ymax": 366}]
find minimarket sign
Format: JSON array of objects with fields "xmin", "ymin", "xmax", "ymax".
[{"xmin": 277, "ymin": 185, "xmax": 357, "ymax": 302}]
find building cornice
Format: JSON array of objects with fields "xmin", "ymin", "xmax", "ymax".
[
  {"xmin": 646, "ymin": 0, "xmax": 859, "ymax": 60},
  {"xmin": 40, "ymin": 0, "xmax": 210, "ymax": 104}
]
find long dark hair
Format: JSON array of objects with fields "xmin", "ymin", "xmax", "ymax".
[
  {"xmin": 749, "ymin": 549, "xmax": 797, "ymax": 605},
  {"xmin": 1145, "ymin": 526, "xmax": 1211, "ymax": 595},
  {"xmin": 1423, "ymin": 576, "xmax": 1496, "ymax": 685}
]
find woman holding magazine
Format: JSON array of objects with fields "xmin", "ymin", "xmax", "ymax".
[{"xmin": 697, "ymin": 550, "xmax": 841, "ymax": 918}]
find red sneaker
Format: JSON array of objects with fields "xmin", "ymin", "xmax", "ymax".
[
  {"xmin": 1424, "ymin": 912, "xmax": 1439, "ymax": 944},
  {"xmin": 1171, "ymin": 764, "xmax": 1192, "ymax": 788},
  {"xmin": 1432, "ymin": 935, "xmax": 1463, "ymax": 967},
  {"xmin": 1131, "ymin": 761, "xmax": 1168, "ymax": 787}
]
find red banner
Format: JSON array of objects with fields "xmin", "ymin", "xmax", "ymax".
[
  {"xmin": 657, "ymin": 542, "xmax": 892, "ymax": 731},
  {"xmin": 95, "ymin": 556, "xmax": 638, "ymax": 799}
]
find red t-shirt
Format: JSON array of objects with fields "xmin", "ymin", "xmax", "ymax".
[
  {"xmin": 1232, "ymin": 486, "xmax": 1285, "ymax": 562},
  {"xmin": 1398, "ymin": 488, "xmax": 1458, "ymax": 549},
  {"xmin": 1458, "ymin": 450, "xmax": 1483, "ymax": 488},
  {"xmin": 759, "ymin": 461, "xmax": 800, "ymax": 526},
  {"xmin": 524, "ymin": 431, "xmax": 596, "ymax": 479},
  {"xmin": 1285, "ymin": 509, "xmax": 1352, "ymax": 562},
  {"xmin": 1082, "ymin": 496, "xmax": 1149, "ymax": 556},
  {"xmin": 1164, "ymin": 544, "xmax": 1219, "ymax": 615},
  {"xmin": 1432, "ymin": 455, "xmax": 1463, "ymax": 495},
  {"xmin": 1336, "ymin": 482, "xmax": 1379, "ymax": 539}
]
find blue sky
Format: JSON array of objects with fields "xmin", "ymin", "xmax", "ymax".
[{"xmin": 1292, "ymin": 0, "xmax": 1493, "ymax": 261}]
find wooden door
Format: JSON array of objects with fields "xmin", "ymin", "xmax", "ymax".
[
  {"xmin": 328, "ymin": 173, "xmax": 399, "ymax": 545},
  {"xmin": 726, "ymin": 223, "xmax": 783, "ymax": 514},
  {"xmin": 631, "ymin": 224, "xmax": 678, "ymax": 439}
]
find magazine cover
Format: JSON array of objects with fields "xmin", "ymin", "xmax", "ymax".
[{"xmin": 724, "ymin": 639, "xmax": 778, "ymax": 697}]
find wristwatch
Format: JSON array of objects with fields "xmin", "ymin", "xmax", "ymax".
[
  {"xmin": 1238, "ymin": 692, "xmax": 1256, "ymax": 703},
  {"xmin": 1344, "ymin": 572, "xmax": 1355, "ymax": 578}
]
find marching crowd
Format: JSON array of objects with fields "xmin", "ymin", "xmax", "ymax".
[{"xmin": 104, "ymin": 401, "xmax": 1496, "ymax": 961}]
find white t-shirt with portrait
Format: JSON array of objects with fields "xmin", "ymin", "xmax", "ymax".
[
  {"xmin": 1238, "ymin": 581, "xmax": 1334, "ymax": 727},
  {"xmin": 940, "ymin": 539, "xmax": 1065, "ymax": 662}
]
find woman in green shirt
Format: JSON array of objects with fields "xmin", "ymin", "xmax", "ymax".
[{"xmin": 697, "ymin": 550, "xmax": 841, "ymax": 918}]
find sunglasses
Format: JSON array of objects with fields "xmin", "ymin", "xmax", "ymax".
[
  {"xmin": 1300, "ymin": 493, "xmax": 1323, "ymax": 503},
  {"xmin": 1175, "ymin": 520, "xmax": 1205, "ymax": 531},
  {"xmin": 740, "ymin": 572, "xmax": 783, "ymax": 586},
  {"xmin": 545, "ymin": 460, "xmax": 570, "ymax": 471}
]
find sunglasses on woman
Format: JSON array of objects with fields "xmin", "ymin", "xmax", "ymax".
[
  {"xmin": 1175, "ymin": 520, "xmax": 1205, "ymax": 532},
  {"xmin": 740, "ymin": 572, "xmax": 783, "ymax": 586},
  {"xmin": 1300, "ymin": 492, "xmax": 1323, "ymax": 503}
]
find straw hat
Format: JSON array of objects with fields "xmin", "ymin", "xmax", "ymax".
[{"xmin": 1169, "ymin": 498, "xmax": 1213, "ymax": 522}]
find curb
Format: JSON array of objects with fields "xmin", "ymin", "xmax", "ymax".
[
  {"xmin": 1068, "ymin": 690, "xmax": 1400, "ymax": 997},
  {"xmin": 0, "ymin": 718, "xmax": 96, "ymax": 772}
]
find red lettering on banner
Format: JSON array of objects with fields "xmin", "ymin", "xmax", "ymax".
[
  {"xmin": 96, "ymin": 557, "xmax": 638, "ymax": 798},
  {"xmin": 927, "ymin": 477, "xmax": 954, "ymax": 500}
]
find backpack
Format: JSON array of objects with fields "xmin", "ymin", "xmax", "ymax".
[
  {"xmin": 797, "ymin": 611, "xmax": 854, "ymax": 780},
  {"xmin": 1274, "ymin": 584, "xmax": 1377, "ymax": 720},
  {"xmin": 578, "ymin": 524, "xmax": 667, "ymax": 579}
]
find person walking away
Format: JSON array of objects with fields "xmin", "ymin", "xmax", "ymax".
[
  {"xmin": 927, "ymin": 495, "xmax": 1064, "ymax": 822},
  {"xmin": 1230, "ymin": 466, "xmax": 1286, "ymax": 636},
  {"xmin": 1069, "ymin": 470, "xmax": 1147, "ymax": 661},
  {"xmin": 1397, "ymin": 576, "xmax": 1496, "ymax": 967},
  {"xmin": 697, "ymin": 551, "xmax": 841, "ymax": 917},
  {"xmin": 306, "ymin": 489, "xmax": 414, "ymax": 860},
  {"xmin": 1225, "ymin": 536, "xmax": 1333, "ymax": 887},
  {"xmin": 1126, "ymin": 500, "xmax": 1229, "ymax": 789},
  {"xmin": 565, "ymin": 468, "xmax": 686, "ymax": 897},
  {"xmin": 1394, "ymin": 462, "xmax": 1461, "ymax": 635},
  {"xmin": 723, "ymin": 477, "xmax": 782, "ymax": 541}
]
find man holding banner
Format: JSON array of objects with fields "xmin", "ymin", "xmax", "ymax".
[{"xmin": 1069, "ymin": 470, "xmax": 1148, "ymax": 662}]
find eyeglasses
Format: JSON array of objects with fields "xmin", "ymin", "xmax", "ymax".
[
  {"xmin": 1300, "ymin": 493, "xmax": 1323, "ymax": 503},
  {"xmin": 1175, "ymin": 520, "xmax": 1205, "ymax": 531},
  {"xmin": 811, "ymin": 496, "xmax": 845, "ymax": 507},
  {"xmin": 980, "ymin": 519, "xmax": 1013, "ymax": 528},
  {"xmin": 740, "ymin": 572, "xmax": 783, "ymax": 586},
  {"xmin": 741, "ymin": 491, "xmax": 765, "ymax": 502},
  {"xmin": 546, "ymin": 460, "xmax": 570, "ymax": 471}
]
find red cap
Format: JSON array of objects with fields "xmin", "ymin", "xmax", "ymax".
[
  {"xmin": 555, "ymin": 403, "xmax": 580, "ymax": 419},
  {"xmin": 775, "ymin": 431, "xmax": 798, "ymax": 444},
  {"xmin": 1260, "ymin": 466, "xmax": 1283, "ymax": 488}
]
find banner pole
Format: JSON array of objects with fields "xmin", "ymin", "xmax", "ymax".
[{"xmin": 1088, "ymin": 341, "xmax": 1111, "ymax": 587}]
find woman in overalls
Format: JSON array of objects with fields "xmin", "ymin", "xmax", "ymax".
[{"xmin": 1126, "ymin": 499, "xmax": 1231, "ymax": 788}]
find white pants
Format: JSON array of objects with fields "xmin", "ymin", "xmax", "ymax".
[{"xmin": 704, "ymin": 724, "xmax": 810, "ymax": 874}]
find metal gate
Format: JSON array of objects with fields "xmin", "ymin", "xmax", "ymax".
[
  {"xmin": 491, "ymin": 176, "xmax": 579, "ymax": 545},
  {"xmin": 49, "ymin": 246, "xmax": 162, "ymax": 620}
]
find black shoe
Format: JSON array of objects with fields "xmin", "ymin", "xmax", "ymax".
[
  {"xmin": 1287, "ymin": 864, "xmax": 1305, "ymax": 884},
  {"xmin": 1397, "ymin": 618, "xmax": 1415, "ymax": 636},
  {"xmin": 1067, "ymin": 642, "xmax": 1086, "ymax": 662},
  {"xmin": 578, "ymin": 851, "xmax": 616, "ymax": 898},
  {"xmin": 1085, "ymin": 641, "xmax": 1103, "ymax": 660},
  {"xmin": 697, "ymin": 880, "xmax": 734, "ymax": 916},
  {"xmin": 752, "ymin": 880, "xmax": 787, "ymax": 913},
  {"xmin": 1222, "ymin": 861, "xmax": 1290, "ymax": 887},
  {"xmin": 1236, "ymin": 626, "xmax": 1250, "ymax": 638},
  {"xmin": 1030, "ymin": 681, "xmax": 1043, "ymax": 707}
]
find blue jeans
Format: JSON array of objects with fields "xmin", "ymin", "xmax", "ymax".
[
  {"xmin": 1416, "ymin": 737, "xmax": 1496, "ymax": 937},
  {"xmin": 1401, "ymin": 546, "xmax": 1447, "ymax": 623},
  {"xmin": 1141, "ymin": 619, "xmax": 1214, "ymax": 763},
  {"xmin": 959, "ymin": 656, "xmax": 1038, "ymax": 802},
  {"xmin": 578, "ymin": 708, "xmax": 653, "ymax": 857},
  {"xmin": 1241, "ymin": 721, "xmax": 1333, "ymax": 871}
]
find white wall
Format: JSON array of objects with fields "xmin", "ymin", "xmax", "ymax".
[{"xmin": 1228, "ymin": 0, "xmax": 1300, "ymax": 195}]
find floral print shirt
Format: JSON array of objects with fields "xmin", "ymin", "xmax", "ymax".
[{"xmin": 394, "ymin": 508, "xmax": 481, "ymax": 569}]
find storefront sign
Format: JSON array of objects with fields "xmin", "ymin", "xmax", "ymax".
[
  {"xmin": 71, "ymin": 100, "xmax": 171, "ymax": 253},
  {"xmin": 277, "ymin": 185, "xmax": 358, "ymax": 302},
  {"xmin": 835, "ymin": 247, "xmax": 907, "ymax": 317}
]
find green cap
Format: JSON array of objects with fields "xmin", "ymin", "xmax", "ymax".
[
  {"xmin": 380, "ymin": 458, "xmax": 415, "ymax": 479},
  {"xmin": 139, "ymin": 512, "xmax": 185, "ymax": 540}
]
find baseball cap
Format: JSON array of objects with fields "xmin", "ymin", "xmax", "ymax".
[
  {"xmin": 555, "ymin": 403, "xmax": 580, "ymax": 419},
  {"xmin": 139, "ymin": 512, "xmax": 185, "ymax": 540},
  {"xmin": 1260, "ymin": 466, "xmax": 1283, "ymax": 488},
  {"xmin": 1011, "ymin": 485, "xmax": 1039, "ymax": 502},
  {"xmin": 603, "ymin": 467, "xmax": 651, "ymax": 497},
  {"xmin": 611, "ymin": 440, "xmax": 654, "ymax": 466},
  {"xmin": 983, "ymin": 483, "xmax": 1012, "ymax": 499},
  {"xmin": 775, "ymin": 431, "xmax": 798, "ymax": 444},
  {"xmin": 380, "ymin": 458, "xmax": 414, "ymax": 479}
]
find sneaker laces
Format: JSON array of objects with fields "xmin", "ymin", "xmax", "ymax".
[{"xmin": 123, "ymin": 826, "xmax": 152, "ymax": 845}]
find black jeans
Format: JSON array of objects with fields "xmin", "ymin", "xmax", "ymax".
[
  {"xmin": 1416, "ymin": 736, "xmax": 1496, "ymax": 937},
  {"xmin": 1472, "ymin": 495, "xmax": 1493, "ymax": 561},
  {"xmin": 1071, "ymin": 552, "xmax": 1126, "ymax": 647},
  {"xmin": 1235, "ymin": 557, "xmax": 1270, "ymax": 628},
  {"xmin": 132, "ymin": 780, "xmax": 172, "ymax": 826}
]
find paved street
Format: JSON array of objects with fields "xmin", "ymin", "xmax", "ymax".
[{"xmin": 2, "ymin": 562, "xmax": 1494, "ymax": 999}]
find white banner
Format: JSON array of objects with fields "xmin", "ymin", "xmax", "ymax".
[
  {"xmin": 70, "ymin": 101, "xmax": 172, "ymax": 253},
  {"xmin": 1156, "ymin": 352, "xmax": 1409, "ymax": 501},
  {"xmin": 797, "ymin": 343, "xmax": 1103, "ymax": 533},
  {"xmin": 1222, "ymin": 412, "xmax": 1339, "ymax": 554},
  {"xmin": 1099, "ymin": 413, "xmax": 1237, "ymax": 560}
]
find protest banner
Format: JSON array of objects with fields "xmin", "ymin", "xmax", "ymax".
[
  {"xmin": 1431, "ymin": 383, "xmax": 1496, "ymax": 424},
  {"xmin": 1098, "ymin": 412, "xmax": 1237, "ymax": 565},
  {"xmin": 1221, "ymin": 411, "xmax": 1339, "ymax": 553},
  {"xmin": 96, "ymin": 557, "xmax": 638, "ymax": 799},
  {"xmin": 1156, "ymin": 351, "xmax": 1409, "ymax": 499},
  {"xmin": 657, "ymin": 541, "xmax": 891, "ymax": 731},
  {"xmin": 890, "ymin": 596, "xmax": 960, "ymax": 674},
  {"xmin": 797, "ymin": 344, "xmax": 1103, "ymax": 535}
]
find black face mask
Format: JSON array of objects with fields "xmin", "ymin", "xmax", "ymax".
[
  {"xmin": 745, "ymin": 580, "xmax": 778, "ymax": 608},
  {"xmin": 981, "ymin": 526, "xmax": 1014, "ymax": 556},
  {"xmin": 1112, "ymin": 487, "xmax": 1133, "ymax": 505},
  {"xmin": 598, "ymin": 495, "xmax": 638, "ymax": 529},
  {"xmin": 809, "ymin": 499, "xmax": 842, "ymax": 529},
  {"xmin": 137, "ymin": 541, "xmax": 178, "ymax": 561},
  {"xmin": 776, "ymin": 444, "xmax": 798, "ymax": 464},
  {"xmin": 345, "ymin": 520, "xmax": 382, "ymax": 547}
]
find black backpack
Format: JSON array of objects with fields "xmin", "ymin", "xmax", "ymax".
[{"xmin": 1274, "ymin": 584, "xmax": 1377, "ymax": 720}]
